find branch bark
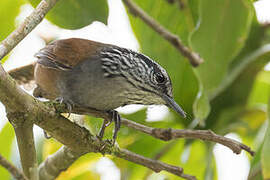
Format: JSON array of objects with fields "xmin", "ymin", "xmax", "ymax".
[
  {"xmin": 0, "ymin": 153, "xmax": 27, "ymax": 180},
  {"xmin": 123, "ymin": 0, "xmax": 203, "ymax": 67},
  {"xmin": 10, "ymin": 120, "xmax": 38, "ymax": 180}
]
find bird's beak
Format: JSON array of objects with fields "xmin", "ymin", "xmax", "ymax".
[{"xmin": 162, "ymin": 94, "xmax": 186, "ymax": 118}]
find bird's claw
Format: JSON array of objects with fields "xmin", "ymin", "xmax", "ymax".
[{"xmin": 55, "ymin": 97, "xmax": 74, "ymax": 117}]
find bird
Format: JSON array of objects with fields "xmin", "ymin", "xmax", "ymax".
[{"xmin": 34, "ymin": 38, "xmax": 186, "ymax": 143}]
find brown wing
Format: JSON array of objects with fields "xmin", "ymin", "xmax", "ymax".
[{"xmin": 35, "ymin": 38, "xmax": 106, "ymax": 70}]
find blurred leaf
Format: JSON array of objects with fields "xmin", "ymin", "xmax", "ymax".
[
  {"xmin": 204, "ymin": 144, "xmax": 217, "ymax": 180},
  {"xmin": 28, "ymin": 0, "xmax": 108, "ymax": 29},
  {"xmin": 192, "ymin": 71, "xmax": 210, "ymax": 126},
  {"xmin": 248, "ymin": 71, "xmax": 270, "ymax": 107},
  {"xmin": 190, "ymin": 0, "xmax": 253, "ymax": 94},
  {"xmin": 206, "ymin": 44, "xmax": 270, "ymax": 131},
  {"xmin": 42, "ymin": 138, "xmax": 62, "ymax": 159},
  {"xmin": 162, "ymin": 141, "xmax": 207, "ymax": 180},
  {"xmin": 190, "ymin": 0, "xmax": 254, "ymax": 123},
  {"xmin": 127, "ymin": 0, "xmax": 199, "ymax": 125},
  {"xmin": 249, "ymin": 144, "xmax": 263, "ymax": 180},
  {"xmin": 240, "ymin": 108, "xmax": 267, "ymax": 133},
  {"xmin": 0, "ymin": 0, "xmax": 24, "ymax": 40},
  {"xmin": 261, "ymin": 99, "xmax": 270, "ymax": 179},
  {"xmin": 57, "ymin": 153, "xmax": 101, "ymax": 180},
  {"xmin": 0, "ymin": 123, "xmax": 15, "ymax": 180}
]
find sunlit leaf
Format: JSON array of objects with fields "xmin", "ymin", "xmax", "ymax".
[
  {"xmin": 42, "ymin": 139, "xmax": 62, "ymax": 159},
  {"xmin": 0, "ymin": 123, "xmax": 15, "ymax": 180},
  {"xmin": 57, "ymin": 153, "xmax": 101, "ymax": 180},
  {"xmin": 0, "ymin": 0, "xmax": 24, "ymax": 40},
  {"xmin": 248, "ymin": 70, "xmax": 270, "ymax": 107}
]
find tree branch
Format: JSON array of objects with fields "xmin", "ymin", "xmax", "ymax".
[
  {"xmin": 123, "ymin": 0, "xmax": 203, "ymax": 67},
  {"xmin": 38, "ymin": 146, "xmax": 85, "ymax": 180},
  {"xmin": 7, "ymin": 115, "xmax": 38, "ymax": 180},
  {"xmin": 0, "ymin": 0, "xmax": 58, "ymax": 60},
  {"xmin": 0, "ymin": 153, "xmax": 27, "ymax": 180}
]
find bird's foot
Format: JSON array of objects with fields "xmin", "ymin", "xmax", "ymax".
[
  {"xmin": 97, "ymin": 110, "xmax": 121, "ymax": 145},
  {"xmin": 55, "ymin": 97, "xmax": 74, "ymax": 117}
]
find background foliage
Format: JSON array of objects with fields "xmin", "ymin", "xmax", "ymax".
[{"xmin": 0, "ymin": 0, "xmax": 270, "ymax": 179}]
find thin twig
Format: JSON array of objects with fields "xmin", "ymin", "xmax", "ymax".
[
  {"xmin": 0, "ymin": 154, "xmax": 27, "ymax": 180},
  {"xmin": 0, "ymin": 0, "xmax": 58, "ymax": 60},
  {"xmin": 121, "ymin": 118, "xmax": 254, "ymax": 156},
  {"xmin": 117, "ymin": 149, "xmax": 196, "ymax": 180},
  {"xmin": 123, "ymin": 0, "xmax": 203, "ymax": 67}
]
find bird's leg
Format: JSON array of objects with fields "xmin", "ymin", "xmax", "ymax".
[
  {"xmin": 111, "ymin": 110, "xmax": 121, "ymax": 145},
  {"xmin": 97, "ymin": 118, "xmax": 113, "ymax": 140},
  {"xmin": 55, "ymin": 97, "xmax": 74, "ymax": 117},
  {"xmin": 97, "ymin": 110, "xmax": 121, "ymax": 145}
]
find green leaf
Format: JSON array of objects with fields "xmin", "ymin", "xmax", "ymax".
[
  {"xmin": 248, "ymin": 71, "xmax": 270, "ymax": 107},
  {"xmin": 28, "ymin": 0, "xmax": 108, "ymax": 29},
  {"xmin": 190, "ymin": 0, "xmax": 253, "ymax": 94},
  {"xmin": 261, "ymin": 99, "xmax": 270, "ymax": 178},
  {"xmin": 0, "ymin": 123, "xmax": 15, "ymax": 180},
  {"xmin": 189, "ymin": 0, "xmax": 254, "ymax": 123},
  {"xmin": 192, "ymin": 70, "xmax": 210, "ymax": 126},
  {"xmin": 0, "ymin": 0, "xmax": 24, "ymax": 41},
  {"xmin": 207, "ymin": 44, "xmax": 270, "ymax": 131},
  {"xmin": 249, "ymin": 143, "xmax": 263, "ymax": 180}
]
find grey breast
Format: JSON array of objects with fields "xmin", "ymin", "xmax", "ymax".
[{"xmin": 58, "ymin": 57, "xmax": 130, "ymax": 111}]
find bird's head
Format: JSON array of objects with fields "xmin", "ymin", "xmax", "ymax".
[{"xmin": 100, "ymin": 46, "xmax": 186, "ymax": 118}]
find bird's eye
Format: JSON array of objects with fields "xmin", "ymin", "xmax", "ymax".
[{"xmin": 155, "ymin": 72, "xmax": 165, "ymax": 84}]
